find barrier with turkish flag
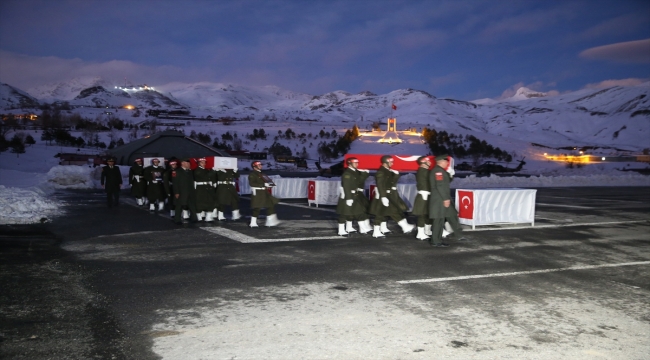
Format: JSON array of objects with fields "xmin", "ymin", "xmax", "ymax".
[
  {"xmin": 455, "ymin": 188, "xmax": 537, "ymax": 229},
  {"xmin": 307, "ymin": 178, "xmax": 341, "ymax": 207}
]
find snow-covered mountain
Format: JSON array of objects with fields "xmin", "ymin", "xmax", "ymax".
[
  {"xmin": 26, "ymin": 76, "xmax": 115, "ymax": 102},
  {"xmin": 2, "ymin": 78, "xmax": 649, "ymax": 151},
  {"xmin": 0, "ymin": 82, "xmax": 40, "ymax": 109}
]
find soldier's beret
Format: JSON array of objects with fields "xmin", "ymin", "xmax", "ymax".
[{"xmin": 436, "ymin": 154, "xmax": 449, "ymax": 161}]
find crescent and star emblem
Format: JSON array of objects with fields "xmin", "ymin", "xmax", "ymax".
[
  {"xmin": 461, "ymin": 195, "xmax": 471, "ymax": 209},
  {"xmin": 309, "ymin": 184, "xmax": 315, "ymax": 192}
]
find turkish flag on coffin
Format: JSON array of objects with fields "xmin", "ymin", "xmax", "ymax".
[
  {"xmin": 344, "ymin": 154, "xmax": 437, "ymax": 172},
  {"xmin": 457, "ymin": 190, "xmax": 474, "ymax": 219},
  {"xmin": 308, "ymin": 180, "xmax": 316, "ymax": 200},
  {"xmin": 189, "ymin": 157, "xmax": 215, "ymax": 170}
]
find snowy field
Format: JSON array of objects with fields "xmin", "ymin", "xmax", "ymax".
[{"xmin": 1, "ymin": 122, "xmax": 649, "ymax": 225}]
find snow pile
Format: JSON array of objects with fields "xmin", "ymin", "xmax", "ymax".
[
  {"xmin": 0, "ymin": 185, "xmax": 60, "ymax": 224},
  {"xmin": 46, "ymin": 165, "xmax": 96, "ymax": 189}
]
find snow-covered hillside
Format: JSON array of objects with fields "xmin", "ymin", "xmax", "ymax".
[{"xmin": 2, "ymin": 78, "xmax": 649, "ymax": 152}]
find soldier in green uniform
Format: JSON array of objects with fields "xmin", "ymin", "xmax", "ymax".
[
  {"xmin": 215, "ymin": 167, "xmax": 241, "ymax": 221},
  {"xmin": 412, "ymin": 156, "xmax": 433, "ymax": 240},
  {"xmin": 128, "ymin": 158, "xmax": 147, "ymax": 206},
  {"xmin": 207, "ymin": 167, "xmax": 219, "ymax": 220},
  {"xmin": 335, "ymin": 157, "xmax": 372, "ymax": 235},
  {"xmin": 144, "ymin": 158, "xmax": 166, "ymax": 212},
  {"xmin": 163, "ymin": 159, "xmax": 179, "ymax": 218},
  {"xmin": 100, "ymin": 157, "xmax": 122, "ymax": 208},
  {"xmin": 368, "ymin": 155, "xmax": 415, "ymax": 237},
  {"xmin": 428, "ymin": 154, "xmax": 464, "ymax": 247},
  {"xmin": 173, "ymin": 159, "xmax": 198, "ymax": 224},
  {"xmin": 193, "ymin": 158, "xmax": 215, "ymax": 221},
  {"xmin": 248, "ymin": 161, "xmax": 280, "ymax": 227}
]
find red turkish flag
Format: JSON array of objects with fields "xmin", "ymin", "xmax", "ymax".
[
  {"xmin": 235, "ymin": 178, "xmax": 240, "ymax": 193},
  {"xmin": 369, "ymin": 184, "xmax": 377, "ymax": 200},
  {"xmin": 392, "ymin": 104, "xmax": 397, "ymax": 110},
  {"xmin": 458, "ymin": 190, "xmax": 474, "ymax": 220},
  {"xmin": 308, "ymin": 180, "xmax": 316, "ymax": 200}
]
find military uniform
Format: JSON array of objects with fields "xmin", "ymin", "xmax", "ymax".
[
  {"xmin": 248, "ymin": 168, "xmax": 280, "ymax": 227},
  {"xmin": 216, "ymin": 168, "xmax": 241, "ymax": 220},
  {"xmin": 128, "ymin": 162, "xmax": 147, "ymax": 205},
  {"xmin": 100, "ymin": 162, "xmax": 122, "ymax": 207},
  {"xmin": 173, "ymin": 165, "xmax": 198, "ymax": 223},
  {"xmin": 144, "ymin": 163, "xmax": 166, "ymax": 211},
  {"xmin": 412, "ymin": 166, "xmax": 433, "ymax": 239},
  {"xmin": 163, "ymin": 165, "xmax": 178, "ymax": 217},
  {"xmin": 335, "ymin": 167, "xmax": 371, "ymax": 235},
  {"xmin": 193, "ymin": 165, "xmax": 215, "ymax": 220},
  {"xmin": 429, "ymin": 163, "xmax": 463, "ymax": 245},
  {"xmin": 369, "ymin": 165, "xmax": 413, "ymax": 237}
]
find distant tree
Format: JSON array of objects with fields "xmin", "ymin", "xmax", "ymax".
[
  {"xmin": 0, "ymin": 135, "xmax": 8, "ymax": 153},
  {"xmin": 108, "ymin": 140, "xmax": 116, "ymax": 149},
  {"xmin": 24, "ymin": 134, "xmax": 36, "ymax": 146},
  {"xmin": 9, "ymin": 134, "xmax": 25, "ymax": 155},
  {"xmin": 116, "ymin": 138, "xmax": 125, "ymax": 147},
  {"xmin": 232, "ymin": 138, "xmax": 243, "ymax": 151}
]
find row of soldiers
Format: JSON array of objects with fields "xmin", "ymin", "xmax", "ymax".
[
  {"xmin": 336, "ymin": 154, "xmax": 464, "ymax": 247},
  {"xmin": 127, "ymin": 157, "xmax": 242, "ymax": 224},
  {"xmin": 127, "ymin": 157, "xmax": 281, "ymax": 227}
]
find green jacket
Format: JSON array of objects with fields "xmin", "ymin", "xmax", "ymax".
[
  {"xmin": 128, "ymin": 164, "xmax": 147, "ymax": 197},
  {"xmin": 216, "ymin": 169, "xmax": 240, "ymax": 204},
  {"xmin": 428, "ymin": 164, "xmax": 457, "ymax": 219},
  {"xmin": 193, "ymin": 166, "xmax": 215, "ymax": 212},
  {"xmin": 411, "ymin": 167, "xmax": 430, "ymax": 216},
  {"xmin": 369, "ymin": 166, "xmax": 407, "ymax": 217},
  {"xmin": 248, "ymin": 170, "xmax": 279, "ymax": 209},
  {"xmin": 336, "ymin": 168, "xmax": 368, "ymax": 216},
  {"xmin": 173, "ymin": 167, "xmax": 195, "ymax": 206},
  {"xmin": 144, "ymin": 165, "xmax": 166, "ymax": 201}
]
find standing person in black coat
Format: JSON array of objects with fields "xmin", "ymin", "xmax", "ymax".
[
  {"xmin": 101, "ymin": 157, "xmax": 123, "ymax": 208},
  {"xmin": 173, "ymin": 159, "xmax": 198, "ymax": 224}
]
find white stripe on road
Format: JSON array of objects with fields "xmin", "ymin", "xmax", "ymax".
[
  {"xmin": 201, "ymin": 226, "xmax": 345, "ymax": 243},
  {"xmin": 397, "ymin": 261, "xmax": 650, "ymax": 284}
]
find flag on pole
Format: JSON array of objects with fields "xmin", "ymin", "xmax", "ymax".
[{"xmin": 392, "ymin": 104, "xmax": 397, "ymax": 110}]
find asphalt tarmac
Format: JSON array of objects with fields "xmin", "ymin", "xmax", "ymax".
[{"xmin": 1, "ymin": 187, "xmax": 649, "ymax": 359}]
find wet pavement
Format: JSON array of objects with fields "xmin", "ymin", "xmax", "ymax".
[{"xmin": 1, "ymin": 187, "xmax": 649, "ymax": 359}]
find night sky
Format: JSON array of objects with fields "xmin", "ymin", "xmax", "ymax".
[{"xmin": 0, "ymin": 0, "xmax": 648, "ymax": 100}]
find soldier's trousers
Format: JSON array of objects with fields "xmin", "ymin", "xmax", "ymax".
[
  {"xmin": 431, "ymin": 212, "xmax": 462, "ymax": 244},
  {"xmin": 106, "ymin": 190, "xmax": 120, "ymax": 208},
  {"xmin": 417, "ymin": 215, "xmax": 432, "ymax": 227},
  {"xmin": 337, "ymin": 213, "xmax": 369, "ymax": 224},
  {"xmin": 252, "ymin": 205, "xmax": 275, "ymax": 217}
]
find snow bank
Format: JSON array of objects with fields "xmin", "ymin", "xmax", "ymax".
[
  {"xmin": 0, "ymin": 185, "xmax": 61, "ymax": 224},
  {"xmin": 45, "ymin": 165, "xmax": 96, "ymax": 189}
]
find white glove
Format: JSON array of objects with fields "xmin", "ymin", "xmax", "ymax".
[
  {"xmin": 418, "ymin": 190, "xmax": 430, "ymax": 200},
  {"xmin": 346, "ymin": 199, "xmax": 353, "ymax": 206},
  {"xmin": 264, "ymin": 183, "xmax": 271, "ymax": 187},
  {"xmin": 381, "ymin": 197, "xmax": 389, "ymax": 207},
  {"xmin": 233, "ymin": 168, "xmax": 238, "ymax": 172}
]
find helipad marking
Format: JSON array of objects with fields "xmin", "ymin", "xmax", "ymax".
[
  {"xmin": 397, "ymin": 261, "xmax": 650, "ymax": 284},
  {"xmin": 200, "ymin": 226, "xmax": 343, "ymax": 243}
]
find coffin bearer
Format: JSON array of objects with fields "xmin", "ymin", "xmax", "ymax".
[
  {"xmin": 248, "ymin": 161, "xmax": 280, "ymax": 227},
  {"xmin": 163, "ymin": 159, "xmax": 179, "ymax": 218},
  {"xmin": 412, "ymin": 156, "xmax": 433, "ymax": 240},
  {"xmin": 144, "ymin": 158, "xmax": 166, "ymax": 212},
  {"xmin": 129, "ymin": 158, "xmax": 147, "ymax": 206},
  {"xmin": 428, "ymin": 154, "xmax": 464, "ymax": 247},
  {"xmin": 173, "ymin": 158, "xmax": 198, "ymax": 224},
  {"xmin": 193, "ymin": 157, "xmax": 215, "ymax": 221},
  {"xmin": 368, "ymin": 155, "xmax": 415, "ymax": 237},
  {"xmin": 215, "ymin": 167, "xmax": 241, "ymax": 220},
  {"xmin": 335, "ymin": 157, "xmax": 372, "ymax": 236},
  {"xmin": 100, "ymin": 157, "xmax": 122, "ymax": 208}
]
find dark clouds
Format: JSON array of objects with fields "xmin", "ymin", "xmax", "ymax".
[{"xmin": 0, "ymin": 0, "xmax": 648, "ymax": 99}]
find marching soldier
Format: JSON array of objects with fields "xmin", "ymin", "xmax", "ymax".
[
  {"xmin": 368, "ymin": 155, "xmax": 415, "ymax": 237},
  {"xmin": 412, "ymin": 156, "xmax": 433, "ymax": 240},
  {"xmin": 215, "ymin": 167, "xmax": 241, "ymax": 221},
  {"xmin": 429, "ymin": 154, "xmax": 464, "ymax": 247},
  {"xmin": 144, "ymin": 158, "xmax": 166, "ymax": 212},
  {"xmin": 173, "ymin": 158, "xmax": 198, "ymax": 224},
  {"xmin": 335, "ymin": 157, "xmax": 372, "ymax": 236},
  {"xmin": 248, "ymin": 161, "xmax": 280, "ymax": 227},
  {"xmin": 128, "ymin": 158, "xmax": 147, "ymax": 206},
  {"xmin": 100, "ymin": 157, "xmax": 122, "ymax": 208},
  {"xmin": 193, "ymin": 157, "xmax": 215, "ymax": 221},
  {"xmin": 163, "ymin": 159, "xmax": 179, "ymax": 218}
]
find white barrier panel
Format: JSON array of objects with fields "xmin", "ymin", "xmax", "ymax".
[
  {"xmin": 455, "ymin": 188, "xmax": 537, "ymax": 229},
  {"xmin": 307, "ymin": 179, "xmax": 341, "ymax": 206}
]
